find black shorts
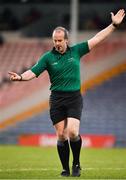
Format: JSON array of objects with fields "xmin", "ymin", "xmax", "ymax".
[{"xmin": 49, "ymin": 90, "xmax": 83, "ymax": 125}]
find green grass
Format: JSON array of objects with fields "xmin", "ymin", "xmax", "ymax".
[{"xmin": 0, "ymin": 146, "xmax": 126, "ymax": 179}]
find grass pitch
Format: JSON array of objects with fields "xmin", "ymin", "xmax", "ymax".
[{"xmin": 0, "ymin": 145, "xmax": 126, "ymax": 179}]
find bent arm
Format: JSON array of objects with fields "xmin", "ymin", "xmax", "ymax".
[
  {"xmin": 8, "ymin": 70, "xmax": 36, "ymax": 81},
  {"xmin": 88, "ymin": 9, "xmax": 125, "ymax": 50}
]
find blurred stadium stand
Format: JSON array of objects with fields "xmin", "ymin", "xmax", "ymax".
[
  {"xmin": 0, "ymin": 1, "xmax": 126, "ymax": 147},
  {"xmin": 0, "ymin": 1, "xmax": 125, "ymax": 36},
  {"xmin": 0, "ymin": 36, "xmax": 126, "ymax": 147},
  {"xmin": 0, "ymin": 72, "xmax": 126, "ymax": 147}
]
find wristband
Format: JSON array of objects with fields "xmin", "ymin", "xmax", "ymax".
[
  {"xmin": 112, "ymin": 23, "xmax": 118, "ymax": 28},
  {"xmin": 19, "ymin": 75, "xmax": 23, "ymax": 81}
]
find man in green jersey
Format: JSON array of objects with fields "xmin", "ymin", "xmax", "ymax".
[{"xmin": 9, "ymin": 9, "xmax": 125, "ymax": 177}]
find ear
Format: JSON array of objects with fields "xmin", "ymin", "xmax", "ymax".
[{"xmin": 66, "ymin": 39, "xmax": 69, "ymax": 45}]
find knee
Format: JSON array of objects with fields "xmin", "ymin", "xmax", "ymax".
[
  {"xmin": 69, "ymin": 129, "xmax": 78, "ymax": 139},
  {"xmin": 57, "ymin": 131, "xmax": 67, "ymax": 141}
]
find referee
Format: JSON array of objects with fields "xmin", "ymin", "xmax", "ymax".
[{"xmin": 9, "ymin": 9, "xmax": 125, "ymax": 177}]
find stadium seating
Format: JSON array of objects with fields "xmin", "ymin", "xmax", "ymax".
[
  {"xmin": 0, "ymin": 40, "xmax": 51, "ymax": 109},
  {"xmin": 0, "ymin": 39, "xmax": 126, "ymax": 147},
  {"xmin": 0, "ymin": 72, "xmax": 126, "ymax": 146},
  {"xmin": 0, "ymin": 39, "xmax": 125, "ymax": 110},
  {"xmin": 83, "ymin": 40, "xmax": 126, "ymax": 63}
]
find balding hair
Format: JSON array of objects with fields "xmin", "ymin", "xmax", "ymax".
[{"xmin": 53, "ymin": 26, "xmax": 69, "ymax": 39}]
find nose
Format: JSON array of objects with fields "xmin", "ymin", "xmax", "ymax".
[{"xmin": 55, "ymin": 41, "xmax": 59, "ymax": 46}]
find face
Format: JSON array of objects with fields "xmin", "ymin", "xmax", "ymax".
[{"xmin": 52, "ymin": 30, "xmax": 68, "ymax": 54}]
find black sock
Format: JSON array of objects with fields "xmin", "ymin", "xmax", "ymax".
[
  {"xmin": 70, "ymin": 135, "xmax": 82, "ymax": 166},
  {"xmin": 57, "ymin": 139, "xmax": 70, "ymax": 171}
]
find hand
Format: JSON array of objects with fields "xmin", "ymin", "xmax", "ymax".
[
  {"xmin": 8, "ymin": 71, "xmax": 21, "ymax": 81},
  {"xmin": 111, "ymin": 9, "xmax": 125, "ymax": 26}
]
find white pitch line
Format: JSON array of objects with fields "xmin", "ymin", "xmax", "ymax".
[
  {"xmin": 0, "ymin": 168, "xmax": 55, "ymax": 172},
  {"xmin": 85, "ymin": 167, "xmax": 126, "ymax": 170},
  {"xmin": 0, "ymin": 167, "xmax": 126, "ymax": 172}
]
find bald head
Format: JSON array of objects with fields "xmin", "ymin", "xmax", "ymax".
[{"xmin": 52, "ymin": 26, "xmax": 69, "ymax": 40}]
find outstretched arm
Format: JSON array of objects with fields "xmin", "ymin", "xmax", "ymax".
[
  {"xmin": 88, "ymin": 9, "xmax": 125, "ymax": 50},
  {"xmin": 8, "ymin": 70, "xmax": 36, "ymax": 81}
]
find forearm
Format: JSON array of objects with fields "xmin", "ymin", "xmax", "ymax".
[
  {"xmin": 95, "ymin": 24, "xmax": 115, "ymax": 40},
  {"xmin": 20, "ymin": 70, "xmax": 36, "ymax": 81},
  {"xmin": 88, "ymin": 23, "xmax": 116, "ymax": 50},
  {"xmin": 94, "ymin": 24, "xmax": 115, "ymax": 43}
]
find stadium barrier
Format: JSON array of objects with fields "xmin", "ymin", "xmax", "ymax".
[{"xmin": 19, "ymin": 134, "xmax": 115, "ymax": 148}]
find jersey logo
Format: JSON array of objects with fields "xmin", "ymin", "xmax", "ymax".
[
  {"xmin": 68, "ymin": 57, "xmax": 74, "ymax": 62},
  {"xmin": 52, "ymin": 62, "xmax": 58, "ymax": 65}
]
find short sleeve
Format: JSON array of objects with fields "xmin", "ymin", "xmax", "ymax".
[
  {"xmin": 31, "ymin": 53, "xmax": 48, "ymax": 77},
  {"xmin": 73, "ymin": 41, "xmax": 89, "ymax": 58}
]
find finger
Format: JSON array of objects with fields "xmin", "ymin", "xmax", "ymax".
[
  {"xmin": 110, "ymin": 12, "xmax": 114, "ymax": 17},
  {"xmin": 8, "ymin": 72, "xmax": 18, "ymax": 77},
  {"xmin": 121, "ymin": 11, "xmax": 125, "ymax": 17},
  {"xmin": 10, "ymin": 76, "xmax": 17, "ymax": 81},
  {"xmin": 119, "ymin": 10, "xmax": 125, "ymax": 19},
  {"xmin": 120, "ymin": 9, "xmax": 125, "ymax": 13},
  {"xmin": 8, "ymin": 71, "xmax": 15, "ymax": 75},
  {"xmin": 119, "ymin": 9, "xmax": 125, "ymax": 16},
  {"xmin": 10, "ymin": 76, "xmax": 14, "ymax": 81},
  {"xmin": 121, "ymin": 10, "xmax": 125, "ymax": 16},
  {"xmin": 116, "ymin": 9, "xmax": 123, "ymax": 16}
]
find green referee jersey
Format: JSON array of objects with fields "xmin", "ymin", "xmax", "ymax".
[{"xmin": 31, "ymin": 41, "xmax": 89, "ymax": 91}]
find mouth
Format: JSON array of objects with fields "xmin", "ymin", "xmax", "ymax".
[{"xmin": 57, "ymin": 46, "xmax": 62, "ymax": 51}]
